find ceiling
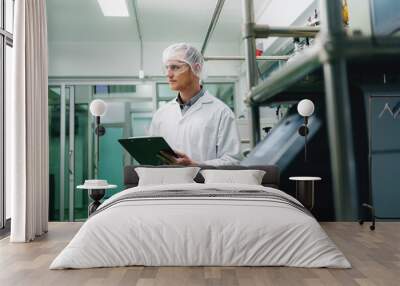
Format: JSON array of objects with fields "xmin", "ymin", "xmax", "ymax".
[{"xmin": 47, "ymin": 0, "xmax": 269, "ymax": 44}]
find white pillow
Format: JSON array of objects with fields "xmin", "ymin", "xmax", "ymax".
[
  {"xmin": 200, "ymin": 169, "xmax": 266, "ymax": 185},
  {"xmin": 135, "ymin": 167, "xmax": 200, "ymax": 186}
]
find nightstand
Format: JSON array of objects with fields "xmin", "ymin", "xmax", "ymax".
[
  {"xmin": 77, "ymin": 180, "xmax": 117, "ymax": 215},
  {"xmin": 289, "ymin": 176, "xmax": 321, "ymax": 210}
]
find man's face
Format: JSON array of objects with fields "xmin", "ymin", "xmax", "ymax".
[{"xmin": 165, "ymin": 60, "xmax": 196, "ymax": 91}]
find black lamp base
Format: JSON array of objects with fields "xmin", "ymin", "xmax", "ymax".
[
  {"xmin": 95, "ymin": 126, "xmax": 106, "ymax": 136},
  {"xmin": 88, "ymin": 189, "xmax": 105, "ymax": 215},
  {"xmin": 298, "ymin": 125, "xmax": 309, "ymax": 136}
]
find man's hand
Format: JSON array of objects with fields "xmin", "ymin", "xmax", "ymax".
[{"xmin": 160, "ymin": 150, "xmax": 197, "ymax": 166}]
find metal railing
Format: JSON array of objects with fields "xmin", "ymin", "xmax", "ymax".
[
  {"xmin": 132, "ymin": 0, "xmax": 144, "ymax": 76},
  {"xmin": 201, "ymin": 0, "xmax": 226, "ymax": 55},
  {"xmin": 254, "ymin": 25, "xmax": 320, "ymax": 38},
  {"xmin": 242, "ymin": 0, "xmax": 355, "ymax": 220},
  {"xmin": 204, "ymin": 55, "xmax": 290, "ymax": 61},
  {"xmin": 200, "ymin": 0, "xmax": 400, "ymax": 220}
]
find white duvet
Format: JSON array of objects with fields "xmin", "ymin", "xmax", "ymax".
[{"xmin": 50, "ymin": 183, "xmax": 350, "ymax": 269}]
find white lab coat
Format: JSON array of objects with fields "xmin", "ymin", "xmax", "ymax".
[{"xmin": 149, "ymin": 91, "xmax": 241, "ymax": 166}]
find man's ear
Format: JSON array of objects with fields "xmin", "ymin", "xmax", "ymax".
[{"xmin": 193, "ymin": 63, "xmax": 201, "ymax": 75}]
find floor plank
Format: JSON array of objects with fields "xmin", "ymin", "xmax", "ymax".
[{"xmin": 0, "ymin": 222, "xmax": 399, "ymax": 286}]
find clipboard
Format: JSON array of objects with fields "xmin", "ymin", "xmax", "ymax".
[{"xmin": 118, "ymin": 136, "xmax": 178, "ymax": 165}]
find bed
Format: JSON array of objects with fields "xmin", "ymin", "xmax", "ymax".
[{"xmin": 50, "ymin": 165, "xmax": 350, "ymax": 269}]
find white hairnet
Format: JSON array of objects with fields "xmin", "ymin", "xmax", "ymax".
[{"xmin": 162, "ymin": 43, "xmax": 204, "ymax": 78}]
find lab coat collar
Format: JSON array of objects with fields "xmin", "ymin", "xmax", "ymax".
[{"xmin": 178, "ymin": 91, "xmax": 214, "ymax": 120}]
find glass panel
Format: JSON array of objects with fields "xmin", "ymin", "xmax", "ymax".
[
  {"xmin": 0, "ymin": 38, "xmax": 3, "ymax": 228},
  {"xmin": 74, "ymin": 103, "xmax": 89, "ymax": 220},
  {"xmin": 5, "ymin": 44, "xmax": 12, "ymax": 219},
  {"xmin": 48, "ymin": 86, "xmax": 61, "ymax": 221},
  {"xmin": 99, "ymin": 127, "xmax": 124, "ymax": 199},
  {"xmin": 48, "ymin": 86, "xmax": 70, "ymax": 221},
  {"xmin": 203, "ymin": 83, "xmax": 235, "ymax": 111},
  {"xmin": 72, "ymin": 85, "xmax": 91, "ymax": 220},
  {"xmin": 157, "ymin": 83, "xmax": 176, "ymax": 102},
  {"xmin": 5, "ymin": 0, "xmax": 13, "ymax": 33},
  {"xmin": 49, "ymin": 83, "xmax": 155, "ymax": 221},
  {"xmin": 129, "ymin": 114, "xmax": 152, "ymax": 166},
  {"xmin": 131, "ymin": 114, "xmax": 152, "ymax": 137},
  {"xmin": 135, "ymin": 85, "xmax": 153, "ymax": 98},
  {"xmin": 63, "ymin": 87, "xmax": 71, "ymax": 221},
  {"xmin": 93, "ymin": 84, "xmax": 136, "ymax": 97},
  {"xmin": 130, "ymin": 101, "xmax": 153, "ymax": 110}
]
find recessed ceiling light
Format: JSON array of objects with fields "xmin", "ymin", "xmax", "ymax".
[{"xmin": 97, "ymin": 0, "xmax": 130, "ymax": 17}]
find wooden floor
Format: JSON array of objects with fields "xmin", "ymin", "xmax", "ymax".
[{"xmin": 0, "ymin": 222, "xmax": 399, "ymax": 286}]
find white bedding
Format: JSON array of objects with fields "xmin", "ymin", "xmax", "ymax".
[{"xmin": 50, "ymin": 183, "xmax": 351, "ymax": 269}]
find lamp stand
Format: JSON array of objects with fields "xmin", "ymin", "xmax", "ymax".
[
  {"xmin": 304, "ymin": 116, "xmax": 308, "ymax": 162},
  {"xmin": 298, "ymin": 116, "xmax": 309, "ymax": 162},
  {"xmin": 94, "ymin": 116, "xmax": 106, "ymax": 179},
  {"xmin": 304, "ymin": 129, "xmax": 307, "ymax": 162},
  {"xmin": 95, "ymin": 116, "xmax": 100, "ymax": 179}
]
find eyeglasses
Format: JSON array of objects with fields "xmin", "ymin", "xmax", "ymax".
[{"xmin": 163, "ymin": 63, "xmax": 189, "ymax": 74}]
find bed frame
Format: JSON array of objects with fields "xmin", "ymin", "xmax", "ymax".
[{"xmin": 124, "ymin": 165, "xmax": 280, "ymax": 189}]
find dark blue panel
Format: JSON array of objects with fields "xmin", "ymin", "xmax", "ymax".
[
  {"xmin": 371, "ymin": 97, "xmax": 400, "ymax": 151},
  {"xmin": 370, "ymin": 96, "xmax": 400, "ymax": 217},
  {"xmin": 371, "ymin": 153, "xmax": 400, "ymax": 217}
]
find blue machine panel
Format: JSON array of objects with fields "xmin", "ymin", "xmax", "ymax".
[{"xmin": 370, "ymin": 96, "xmax": 400, "ymax": 217}]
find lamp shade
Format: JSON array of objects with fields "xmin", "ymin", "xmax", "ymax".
[
  {"xmin": 89, "ymin": 99, "xmax": 107, "ymax": 117},
  {"xmin": 297, "ymin": 99, "xmax": 314, "ymax": 117}
]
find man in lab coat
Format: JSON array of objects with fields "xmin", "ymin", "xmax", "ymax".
[{"xmin": 149, "ymin": 43, "xmax": 241, "ymax": 166}]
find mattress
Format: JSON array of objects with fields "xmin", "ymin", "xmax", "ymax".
[{"xmin": 50, "ymin": 183, "xmax": 350, "ymax": 269}]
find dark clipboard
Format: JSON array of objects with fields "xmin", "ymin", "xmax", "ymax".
[{"xmin": 118, "ymin": 136, "xmax": 178, "ymax": 165}]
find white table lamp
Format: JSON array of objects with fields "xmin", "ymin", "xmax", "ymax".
[{"xmin": 297, "ymin": 99, "xmax": 314, "ymax": 117}]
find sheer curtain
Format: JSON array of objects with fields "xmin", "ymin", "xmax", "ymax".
[{"xmin": 8, "ymin": 0, "xmax": 49, "ymax": 242}]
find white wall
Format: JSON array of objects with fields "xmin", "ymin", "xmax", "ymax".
[
  {"xmin": 48, "ymin": 41, "xmax": 242, "ymax": 78},
  {"xmin": 348, "ymin": 0, "xmax": 372, "ymax": 36},
  {"xmin": 255, "ymin": 0, "xmax": 316, "ymax": 50}
]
